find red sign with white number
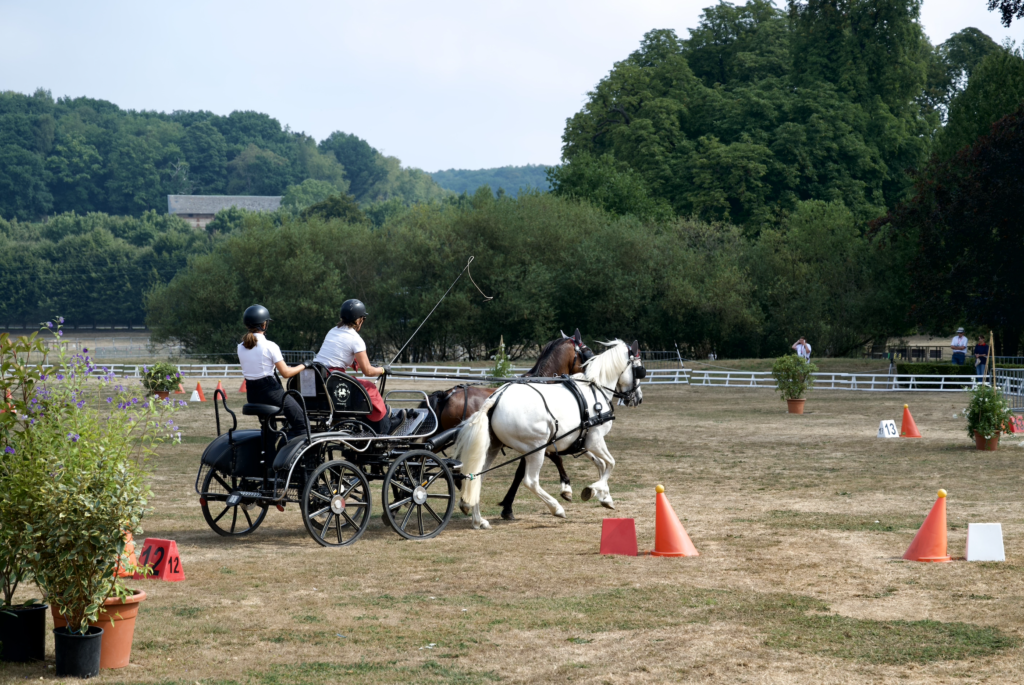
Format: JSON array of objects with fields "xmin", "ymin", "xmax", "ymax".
[
  {"xmin": 132, "ymin": 538, "xmax": 185, "ymax": 582},
  {"xmin": 1010, "ymin": 415, "xmax": 1024, "ymax": 434}
]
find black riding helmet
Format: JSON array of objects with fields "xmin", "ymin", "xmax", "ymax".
[
  {"xmin": 340, "ymin": 299, "xmax": 367, "ymax": 324},
  {"xmin": 243, "ymin": 304, "xmax": 272, "ymax": 328}
]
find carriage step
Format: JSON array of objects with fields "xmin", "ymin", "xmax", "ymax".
[{"xmin": 226, "ymin": 490, "xmax": 262, "ymax": 505}]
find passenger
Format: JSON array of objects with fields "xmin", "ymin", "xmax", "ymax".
[
  {"xmin": 237, "ymin": 305, "xmax": 309, "ymax": 440},
  {"xmin": 313, "ymin": 299, "xmax": 396, "ymax": 434}
]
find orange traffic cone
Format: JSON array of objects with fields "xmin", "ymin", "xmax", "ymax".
[
  {"xmin": 115, "ymin": 531, "xmax": 138, "ymax": 578},
  {"xmin": 215, "ymin": 381, "xmax": 227, "ymax": 400},
  {"xmin": 903, "ymin": 489, "xmax": 951, "ymax": 562},
  {"xmin": 651, "ymin": 484, "xmax": 699, "ymax": 557},
  {"xmin": 900, "ymin": 404, "xmax": 922, "ymax": 438},
  {"xmin": 239, "ymin": 379, "xmax": 247, "ymax": 393},
  {"xmin": 175, "ymin": 382, "xmax": 185, "ymax": 394},
  {"xmin": 194, "ymin": 382, "xmax": 206, "ymax": 402}
]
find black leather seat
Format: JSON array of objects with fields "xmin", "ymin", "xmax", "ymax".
[{"xmin": 242, "ymin": 403, "xmax": 280, "ymax": 417}]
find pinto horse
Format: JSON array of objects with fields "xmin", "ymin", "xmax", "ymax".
[
  {"xmin": 454, "ymin": 340, "xmax": 645, "ymax": 529},
  {"xmin": 425, "ymin": 330, "xmax": 594, "ymax": 519}
]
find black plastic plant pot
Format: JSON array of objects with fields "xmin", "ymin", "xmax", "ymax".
[
  {"xmin": 0, "ymin": 603, "xmax": 48, "ymax": 662},
  {"xmin": 54, "ymin": 626, "xmax": 103, "ymax": 678}
]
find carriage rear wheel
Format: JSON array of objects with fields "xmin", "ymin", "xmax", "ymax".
[
  {"xmin": 382, "ymin": 450, "xmax": 455, "ymax": 540},
  {"xmin": 200, "ymin": 469, "xmax": 269, "ymax": 536},
  {"xmin": 301, "ymin": 460, "xmax": 371, "ymax": 547}
]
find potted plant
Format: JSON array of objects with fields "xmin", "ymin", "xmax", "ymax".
[
  {"xmin": 141, "ymin": 362, "xmax": 182, "ymax": 399},
  {"xmin": 20, "ymin": 321, "xmax": 181, "ymax": 676},
  {"xmin": 0, "ymin": 330, "xmax": 50, "ymax": 663},
  {"xmin": 962, "ymin": 382, "xmax": 1013, "ymax": 451},
  {"xmin": 771, "ymin": 354, "xmax": 817, "ymax": 414}
]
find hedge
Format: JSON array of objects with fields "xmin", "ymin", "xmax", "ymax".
[{"xmin": 896, "ymin": 362, "xmax": 1024, "ymax": 375}]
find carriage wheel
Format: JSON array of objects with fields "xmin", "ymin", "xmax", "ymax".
[
  {"xmin": 382, "ymin": 450, "xmax": 455, "ymax": 541},
  {"xmin": 301, "ymin": 460, "xmax": 371, "ymax": 547},
  {"xmin": 200, "ymin": 469, "xmax": 269, "ymax": 537}
]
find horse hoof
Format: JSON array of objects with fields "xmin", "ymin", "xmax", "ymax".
[
  {"xmin": 581, "ymin": 487, "xmax": 594, "ymax": 502},
  {"xmin": 560, "ymin": 491, "xmax": 573, "ymax": 502},
  {"xmin": 473, "ymin": 519, "xmax": 491, "ymax": 530},
  {"xmin": 501, "ymin": 509, "xmax": 516, "ymax": 521},
  {"xmin": 600, "ymin": 500, "xmax": 615, "ymax": 510},
  {"xmin": 459, "ymin": 502, "xmax": 471, "ymax": 516},
  {"xmin": 553, "ymin": 508, "xmax": 567, "ymax": 519}
]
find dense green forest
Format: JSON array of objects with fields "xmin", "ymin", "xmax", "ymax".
[
  {"xmin": 430, "ymin": 165, "xmax": 551, "ymax": 197},
  {"xmin": 3, "ymin": 0, "xmax": 1023, "ymax": 358},
  {"xmin": 0, "ymin": 93, "xmax": 449, "ymax": 221}
]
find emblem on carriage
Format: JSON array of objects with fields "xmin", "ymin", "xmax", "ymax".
[{"xmin": 332, "ymin": 383, "xmax": 350, "ymax": 406}]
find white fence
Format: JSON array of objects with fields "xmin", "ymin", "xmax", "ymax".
[{"xmin": 75, "ymin": 363, "xmax": 983, "ymax": 393}]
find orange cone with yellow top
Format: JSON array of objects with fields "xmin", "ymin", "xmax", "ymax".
[
  {"xmin": 903, "ymin": 489, "xmax": 951, "ymax": 562},
  {"xmin": 215, "ymin": 381, "xmax": 227, "ymax": 399},
  {"xmin": 239, "ymin": 379, "xmax": 247, "ymax": 393},
  {"xmin": 900, "ymin": 404, "xmax": 922, "ymax": 438},
  {"xmin": 651, "ymin": 484, "xmax": 699, "ymax": 557}
]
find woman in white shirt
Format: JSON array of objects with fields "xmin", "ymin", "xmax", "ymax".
[
  {"xmin": 313, "ymin": 299, "xmax": 394, "ymax": 433},
  {"xmin": 238, "ymin": 305, "xmax": 310, "ymax": 439}
]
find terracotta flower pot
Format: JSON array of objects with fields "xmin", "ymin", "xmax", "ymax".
[
  {"xmin": 787, "ymin": 398, "xmax": 806, "ymax": 414},
  {"xmin": 51, "ymin": 589, "xmax": 146, "ymax": 669},
  {"xmin": 153, "ymin": 391, "xmax": 170, "ymax": 399},
  {"xmin": 974, "ymin": 431, "xmax": 1000, "ymax": 451}
]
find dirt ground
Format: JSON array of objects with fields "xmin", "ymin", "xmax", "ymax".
[{"xmin": 4, "ymin": 381, "xmax": 1024, "ymax": 684}]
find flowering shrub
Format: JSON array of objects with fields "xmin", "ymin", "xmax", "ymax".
[
  {"xmin": 962, "ymin": 383, "xmax": 1013, "ymax": 441},
  {"xmin": 4, "ymin": 319, "xmax": 183, "ymax": 632},
  {"xmin": 141, "ymin": 361, "xmax": 182, "ymax": 394},
  {"xmin": 771, "ymin": 354, "xmax": 817, "ymax": 400}
]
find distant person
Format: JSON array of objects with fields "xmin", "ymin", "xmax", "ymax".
[
  {"xmin": 974, "ymin": 335, "xmax": 989, "ymax": 381},
  {"xmin": 792, "ymin": 337, "xmax": 812, "ymax": 361},
  {"xmin": 951, "ymin": 327, "xmax": 968, "ymax": 365}
]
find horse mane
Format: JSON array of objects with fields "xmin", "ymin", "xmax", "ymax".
[
  {"xmin": 582, "ymin": 340, "xmax": 628, "ymax": 388},
  {"xmin": 525, "ymin": 338, "xmax": 568, "ymax": 377}
]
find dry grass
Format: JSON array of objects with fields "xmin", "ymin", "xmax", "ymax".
[{"xmin": 4, "ymin": 381, "xmax": 1024, "ymax": 684}]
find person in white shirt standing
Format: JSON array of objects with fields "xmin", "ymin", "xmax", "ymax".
[
  {"xmin": 313, "ymin": 299, "xmax": 395, "ymax": 434},
  {"xmin": 792, "ymin": 336, "xmax": 812, "ymax": 361},
  {"xmin": 237, "ymin": 305, "xmax": 310, "ymax": 439},
  {"xmin": 950, "ymin": 327, "xmax": 968, "ymax": 365}
]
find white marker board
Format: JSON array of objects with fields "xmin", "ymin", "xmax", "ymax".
[
  {"xmin": 966, "ymin": 523, "xmax": 1005, "ymax": 562},
  {"xmin": 299, "ymin": 368, "xmax": 317, "ymax": 397},
  {"xmin": 877, "ymin": 420, "xmax": 898, "ymax": 438}
]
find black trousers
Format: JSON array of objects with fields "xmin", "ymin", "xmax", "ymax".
[{"xmin": 245, "ymin": 376, "xmax": 306, "ymax": 437}]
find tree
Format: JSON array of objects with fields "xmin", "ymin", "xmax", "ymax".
[
  {"xmin": 920, "ymin": 28, "xmax": 1000, "ymax": 121},
  {"xmin": 988, "ymin": 0, "xmax": 1024, "ymax": 26},
  {"xmin": 882, "ymin": 103, "xmax": 1024, "ymax": 354},
  {"xmin": 226, "ymin": 143, "xmax": 290, "ymax": 195},
  {"xmin": 547, "ymin": 153, "xmax": 673, "ymax": 222},
  {"xmin": 299, "ymin": 194, "xmax": 366, "ymax": 223},
  {"xmin": 181, "ymin": 121, "xmax": 227, "ymax": 194},
  {"xmin": 318, "ymin": 132, "xmax": 389, "ymax": 201},
  {"xmin": 282, "ymin": 179, "xmax": 341, "ymax": 212}
]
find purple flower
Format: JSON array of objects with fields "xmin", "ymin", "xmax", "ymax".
[
  {"xmin": 29, "ymin": 419, "xmax": 35, "ymax": 425},
  {"xmin": 4, "ymin": 446, "xmax": 14, "ymax": 455},
  {"xmin": 177, "ymin": 400, "xmax": 187, "ymax": 407},
  {"xmin": 75, "ymin": 400, "xmax": 85, "ymax": 408},
  {"xmin": 57, "ymin": 330, "xmax": 63, "ymax": 337},
  {"xmin": 46, "ymin": 322, "xmax": 53, "ymax": 329},
  {"xmin": 106, "ymin": 397, "xmax": 113, "ymax": 403},
  {"xmin": 56, "ymin": 374, "xmax": 64, "ymax": 381},
  {"xmin": 58, "ymin": 317, "xmax": 64, "ymax": 324},
  {"xmin": 66, "ymin": 433, "xmax": 79, "ymax": 442},
  {"xmin": 83, "ymin": 348, "xmax": 88, "ymax": 353}
]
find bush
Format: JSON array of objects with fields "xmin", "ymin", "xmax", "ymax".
[
  {"xmin": 896, "ymin": 362, "xmax": 1024, "ymax": 375},
  {"xmin": 961, "ymin": 383, "xmax": 1014, "ymax": 440},
  {"xmin": 771, "ymin": 354, "xmax": 817, "ymax": 400},
  {"xmin": 141, "ymin": 362, "xmax": 182, "ymax": 393}
]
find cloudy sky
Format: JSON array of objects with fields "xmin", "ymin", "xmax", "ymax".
[{"xmin": 1, "ymin": 0, "xmax": 1020, "ymax": 171}]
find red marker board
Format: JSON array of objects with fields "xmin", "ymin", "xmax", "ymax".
[
  {"xmin": 132, "ymin": 538, "xmax": 185, "ymax": 581},
  {"xmin": 600, "ymin": 518, "xmax": 638, "ymax": 556},
  {"xmin": 1009, "ymin": 415, "xmax": 1024, "ymax": 434}
]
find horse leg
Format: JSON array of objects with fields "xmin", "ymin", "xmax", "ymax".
[
  {"xmin": 464, "ymin": 443, "xmax": 501, "ymax": 529},
  {"xmin": 549, "ymin": 453, "xmax": 572, "ymax": 501},
  {"xmin": 522, "ymin": 452, "xmax": 565, "ymax": 518},
  {"xmin": 498, "ymin": 459, "xmax": 526, "ymax": 521},
  {"xmin": 580, "ymin": 441, "xmax": 616, "ymax": 510}
]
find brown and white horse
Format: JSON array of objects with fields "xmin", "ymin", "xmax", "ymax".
[{"xmin": 425, "ymin": 330, "xmax": 593, "ymax": 519}]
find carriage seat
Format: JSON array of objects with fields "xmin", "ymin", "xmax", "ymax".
[{"xmin": 242, "ymin": 403, "xmax": 280, "ymax": 418}]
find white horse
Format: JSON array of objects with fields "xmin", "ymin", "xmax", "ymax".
[{"xmin": 454, "ymin": 339, "xmax": 645, "ymax": 530}]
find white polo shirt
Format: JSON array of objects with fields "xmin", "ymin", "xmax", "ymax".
[
  {"xmin": 795, "ymin": 342, "xmax": 812, "ymax": 360},
  {"xmin": 237, "ymin": 333, "xmax": 284, "ymax": 380},
  {"xmin": 314, "ymin": 326, "xmax": 366, "ymax": 370},
  {"xmin": 951, "ymin": 335, "xmax": 968, "ymax": 352}
]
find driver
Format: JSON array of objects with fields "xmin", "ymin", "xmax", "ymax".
[
  {"xmin": 312, "ymin": 299, "xmax": 396, "ymax": 434},
  {"xmin": 237, "ymin": 305, "xmax": 309, "ymax": 439}
]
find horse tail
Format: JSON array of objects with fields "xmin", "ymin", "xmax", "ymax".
[{"xmin": 455, "ymin": 391, "xmax": 499, "ymax": 507}]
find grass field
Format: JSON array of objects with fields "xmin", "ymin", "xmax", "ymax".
[{"xmin": 4, "ymin": 381, "xmax": 1024, "ymax": 684}]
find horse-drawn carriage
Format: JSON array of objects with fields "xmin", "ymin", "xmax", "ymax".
[{"xmin": 194, "ymin": 363, "xmax": 464, "ymax": 547}]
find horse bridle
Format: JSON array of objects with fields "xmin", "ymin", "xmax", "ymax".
[{"xmin": 590, "ymin": 348, "xmax": 645, "ymax": 405}]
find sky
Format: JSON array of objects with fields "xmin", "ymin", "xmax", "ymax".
[{"xmin": 1, "ymin": 0, "xmax": 1021, "ymax": 172}]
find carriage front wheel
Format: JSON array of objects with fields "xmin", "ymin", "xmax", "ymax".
[
  {"xmin": 301, "ymin": 459, "xmax": 371, "ymax": 547},
  {"xmin": 200, "ymin": 469, "xmax": 269, "ymax": 537},
  {"xmin": 382, "ymin": 450, "xmax": 455, "ymax": 540}
]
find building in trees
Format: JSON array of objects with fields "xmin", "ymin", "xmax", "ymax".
[{"xmin": 167, "ymin": 195, "xmax": 281, "ymax": 229}]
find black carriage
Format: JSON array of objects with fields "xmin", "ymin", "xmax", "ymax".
[{"xmin": 194, "ymin": 364, "xmax": 464, "ymax": 547}]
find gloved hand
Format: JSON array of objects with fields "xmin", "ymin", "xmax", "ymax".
[
  {"xmin": 382, "ymin": 363, "xmax": 391, "ymax": 375},
  {"xmin": 304, "ymin": 359, "xmax": 317, "ymax": 369}
]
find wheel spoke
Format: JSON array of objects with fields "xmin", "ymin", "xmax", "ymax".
[
  {"xmin": 230, "ymin": 507, "xmax": 238, "ymax": 533},
  {"xmin": 212, "ymin": 505, "xmax": 230, "ymax": 524},
  {"xmin": 403, "ymin": 459, "xmax": 414, "ymax": 486},
  {"xmin": 320, "ymin": 512, "xmax": 335, "ymax": 539},
  {"xmin": 341, "ymin": 510, "xmax": 358, "ymax": 530},
  {"xmin": 423, "ymin": 501, "xmax": 443, "ymax": 525},
  {"xmin": 390, "ymin": 480, "xmax": 413, "ymax": 494},
  {"xmin": 310, "ymin": 489, "xmax": 331, "ymax": 503},
  {"xmin": 307, "ymin": 505, "xmax": 330, "ymax": 520},
  {"xmin": 423, "ymin": 468, "xmax": 442, "ymax": 489},
  {"xmin": 346, "ymin": 499, "xmax": 368, "ymax": 509},
  {"xmin": 213, "ymin": 472, "xmax": 232, "ymax": 493},
  {"xmin": 417, "ymin": 505, "xmax": 424, "ymax": 536},
  {"xmin": 426, "ymin": 492, "xmax": 451, "ymax": 499},
  {"xmin": 335, "ymin": 515, "xmax": 344, "ymax": 544},
  {"xmin": 242, "ymin": 507, "xmax": 254, "ymax": 529},
  {"xmin": 400, "ymin": 503, "xmax": 414, "ymax": 531},
  {"xmin": 389, "ymin": 496, "xmax": 412, "ymax": 511}
]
